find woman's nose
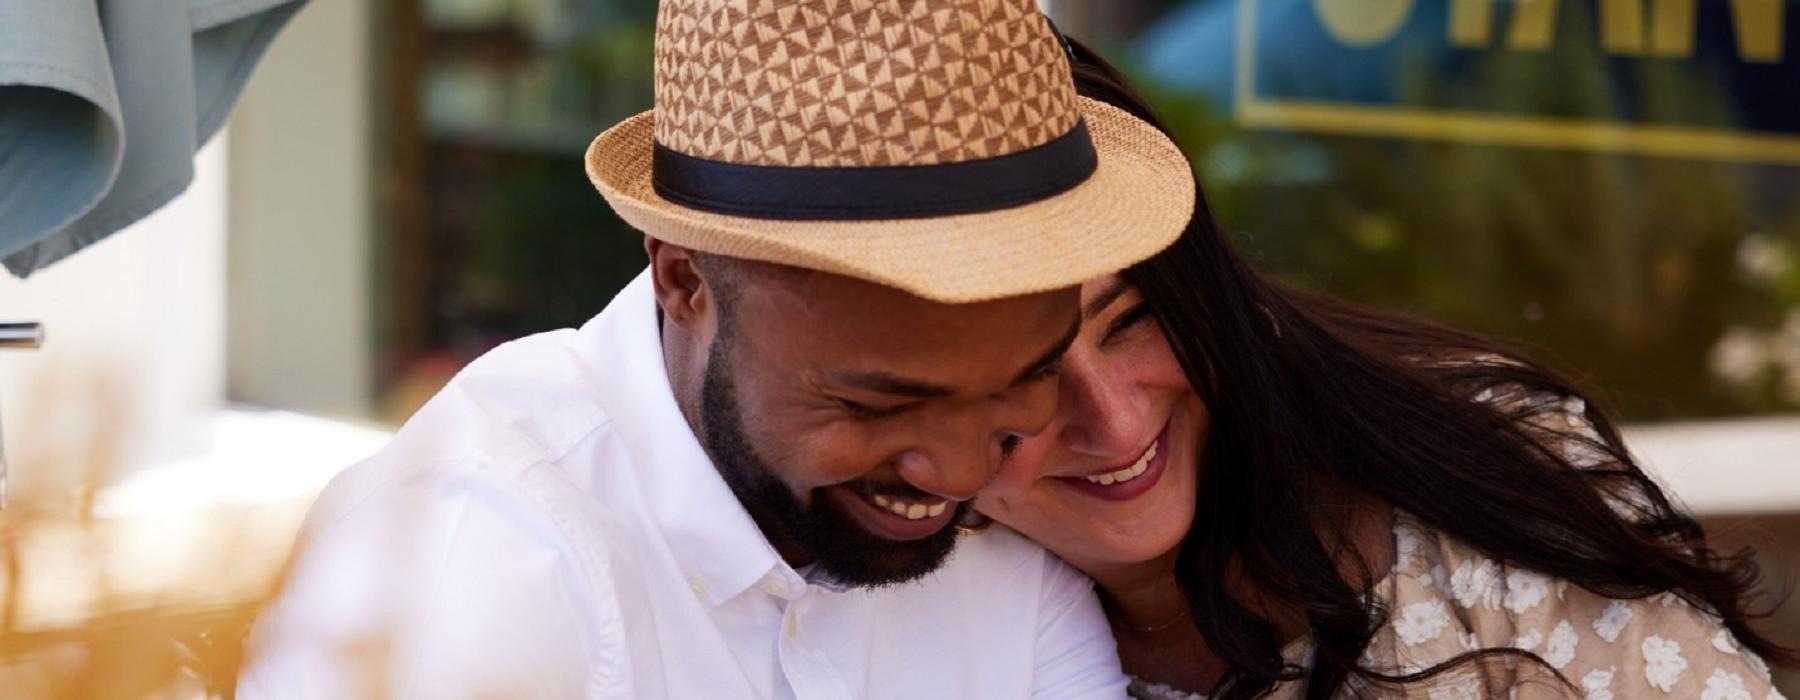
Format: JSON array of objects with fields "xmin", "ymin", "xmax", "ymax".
[{"xmin": 1056, "ymin": 350, "xmax": 1146, "ymax": 458}]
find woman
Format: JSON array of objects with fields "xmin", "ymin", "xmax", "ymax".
[{"xmin": 974, "ymin": 40, "xmax": 1795, "ymax": 699}]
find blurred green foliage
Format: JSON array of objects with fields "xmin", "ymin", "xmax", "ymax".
[
  {"xmin": 412, "ymin": 0, "xmax": 1800, "ymax": 422},
  {"xmin": 1109, "ymin": 3, "xmax": 1800, "ymax": 421}
]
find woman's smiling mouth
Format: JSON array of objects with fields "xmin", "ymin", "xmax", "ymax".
[
  {"xmin": 1054, "ymin": 419, "xmax": 1173, "ymax": 502},
  {"xmin": 1081, "ymin": 440, "xmax": 1157, "ymax": 486}
]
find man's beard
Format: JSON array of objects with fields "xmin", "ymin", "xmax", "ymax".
[{"xmin": 699, "ymin": 332, "xmax": 964, "ymax": 588}]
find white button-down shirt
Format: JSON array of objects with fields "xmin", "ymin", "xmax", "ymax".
[{"xmin": 239, "ymin": 270, "xmax": 1127, "ymax": 699}]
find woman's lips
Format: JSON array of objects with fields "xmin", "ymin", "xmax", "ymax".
[{"xmin": 1052, "ymin": 420, "xmax": 1173, "ymax": 502}]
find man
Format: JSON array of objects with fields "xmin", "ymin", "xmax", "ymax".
[{"xmin": 238, "ymin": 0, "xmax": 1195, "ymax": 697}]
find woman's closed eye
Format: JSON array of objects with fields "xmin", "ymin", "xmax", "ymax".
[
  {"xmin": 1000, "ymin": 434, "xmax": 1023, "ymax": 461},
  {"xmin": 1101, "ymin": 302, "xmax": 1155, "ymax": 347}
]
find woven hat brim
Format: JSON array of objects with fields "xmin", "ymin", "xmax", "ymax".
[{"xmin": 586, "ymin": 98, "xmax": 1196, "ymax": 304}]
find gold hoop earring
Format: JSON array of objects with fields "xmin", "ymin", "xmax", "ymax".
[{"xmin": 955, "ymin": 511, "xmax": 994, "ymax": 535}]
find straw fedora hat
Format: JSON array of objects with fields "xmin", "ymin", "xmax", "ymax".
[{"xmin": 586, "ymin": 0, "xmax": 1195, "ymax": 303}]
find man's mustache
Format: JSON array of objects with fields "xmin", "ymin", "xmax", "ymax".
[{"xmin": 842, "ymin": 479, "xmax": 947, "ymax": 503}]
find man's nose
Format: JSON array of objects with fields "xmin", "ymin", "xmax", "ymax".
[
  {"xmin": 892, "ymin": 446, "xmax": 988, "ymax": 502},
  {"xmin": 892, "ymin": 415, "xmax": 1031, "ymax": 501},
  {"xmin": 894, "ymin": 377, "xmax": 1062, "ymax": 500}
]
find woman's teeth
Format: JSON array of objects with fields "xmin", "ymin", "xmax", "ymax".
[
  {"xmin": 1085, "ymin": 441, "xmax": 1158, "ymax": 486},
  {"xmin": 869, "ymin": 493, "xmax": 949, "ymax": 520}
]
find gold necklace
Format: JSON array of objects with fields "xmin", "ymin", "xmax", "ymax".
[{"xmin": 1111, "ymin": 604, "xmax": 1191, "ymax": 633}]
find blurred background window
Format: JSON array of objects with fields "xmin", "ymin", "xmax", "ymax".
[
  {"xmin": 1, "ymin": 0, "xmax": 1796, "ymax": 694},
  {"xmin": 301, "ymin": 0, "xmax": 1800, "ymax": 427},
  {"xmin": 369, "ymin": 0, "xmax": 658, "ymax": 423},
  {"xmin": 355, "ymin": 6, "xmax": 1800, "ymax": 691}
]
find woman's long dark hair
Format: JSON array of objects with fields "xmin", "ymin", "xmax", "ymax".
[{"xmin": 1067, "ymin": 39, "xmax": 1795, "ymax": 698}]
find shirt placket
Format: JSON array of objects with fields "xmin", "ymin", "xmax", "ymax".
[{"xmin": 764, "ymin": 570, "xmax": 853, "ymax": 700}]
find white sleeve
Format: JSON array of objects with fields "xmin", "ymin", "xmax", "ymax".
[
  {"xmin": 236, "ymin": 461, "xmax": 630, "ymax": 699},
  {"xmin": 1031, "ymin": 553, "xmax": 1131, "ymax": 699}
]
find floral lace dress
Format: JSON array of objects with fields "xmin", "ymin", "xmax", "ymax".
[
  {"xmin": 1128, "ymin": 512, "xmax": 1785, "ymax": 699},
  {"xmin": 1129, "ymin": 391, "xmax": 1784, "ymax": 699}
]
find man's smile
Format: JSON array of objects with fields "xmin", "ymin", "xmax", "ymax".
[{"xmin": 825, "ymin": 484, "xmax": 959, "ymax": 541}]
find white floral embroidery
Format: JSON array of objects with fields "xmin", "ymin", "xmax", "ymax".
[
  {"xmin": 1593, "ymin": 600, "xmax": 1633, "ymax": 642},
  {"xmin": 1557, "ymin": 580, "xmax": 1570, "ymax": 601},
  {"xmin": 1450, "ymin": 559, "xmax": 1503, "ymax": 610},
  {"xmin": 1701, "ymin": 668, "xmax": 1754, "ymax": 700},
  {"xmin": 1544, "ymin": 620, "xmax": 1579, "ymax": 669},
  {"xmin": 1561, "ymin": 396, "xmax": 1588, "ymax": 424},
  {"xmin": 1503, "ymin": 569, "xmax": 1551, "ymax": 613},
  {"xmin": 1426, "ymin": 671, "xmax": 1482, "ymax": 700},
  {"xmin": 1126, "ymin": 676, "xmax": 1210, "ymax": 700},
  {"xmin": 1642, "ymin": 635, "xmax": 1689, "ymax": 692},
  {"xmin": 1581, "ymin": 666, "xmax": 1616, "ymax": 700},
  {"xmin": 1512, "ymin": 629, "xmax": 1543, "ymax": 651},
  {"xmin": 1395, "ymin": 600, "xmax": 1452, "ymax": 646},
  {"xmin": 1460, "ymin": 632, "xmax": 1478, "ymax": 651},
  {"xmin": 1358, "ymin": 641, "xmax": 1380, "ymax": 669},
  {"xmin": 1768, "ymin": 688, "xmax": 1787, "ymax": 700},
  {"xmin": 1744, "ymin": 651, "xmax": 1772, "ymax": 683},
  {"xmin": 1427, "ymin": 684, "xmax": 1480, "ymax": 700},
  {"xmin": 1395, "ymin": 521, "xmax": 1426, "ymax": 570},
  {"xmin": 1713, "ymin": 630, "xmax": 1772, "ymax": 682},
  {"xmin": 1652, "ymin": 591, "xmax": 1681, "ymax": 607},
  {"xmin": 1715, "ymin": 629, "xmax": 1740, "ymax": 655}
]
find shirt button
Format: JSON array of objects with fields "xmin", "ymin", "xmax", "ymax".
[
  {"xmin": 760, "ymin": 576, "xmax": 789, "ymax": 597},
  {"xmin": 689, "ymin": 578, "xmax": 708, "ymax": 598}
]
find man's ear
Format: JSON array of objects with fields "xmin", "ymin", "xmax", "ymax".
[{"xmin": 645, "ymin": 236, "xmax": 714, "ymax": 330}]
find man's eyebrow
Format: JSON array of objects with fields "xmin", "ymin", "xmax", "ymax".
[
  {"xmin": 824, "ymin": 315, "xmax": 1080, "ymax": 398},
  {"xmin": 1083, "ymin": 279, "xmax": 1133, "ymax": 320},
  {"xmin": 1008, "ymin": 315, "xmax": 1081, "ymax": 387},
  {"xmin": 825, "ymin": 370, "xmax": 957, "ymax": 399}
]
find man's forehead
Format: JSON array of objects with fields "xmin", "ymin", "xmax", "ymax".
[
  {"xmin": 744, "ymin": 267, "xmax": 946, "ymax": 314},
  {"xmin": 754, "ymin": 271, "xmax": 1074, "ymax": 333},
  {"xmin": 732, "ymin": 269, "xmax": 1080, "ymax": 388}
]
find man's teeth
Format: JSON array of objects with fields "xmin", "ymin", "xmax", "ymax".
[
  {"xmin": 869, "ymin": 493, "xmax": 949, "ymax": 520},
  {"xmin": 1085, "ymin": 441, "xmax": 1158, "ymax": 486}
]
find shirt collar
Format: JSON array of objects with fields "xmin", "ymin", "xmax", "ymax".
[{"xmin": 580, "ymin": 270, "xmax": 795, "ymax": 607}]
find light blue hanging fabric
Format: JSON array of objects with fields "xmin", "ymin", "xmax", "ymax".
[{"xmin": 0, "ymin": 0, "xmax": 307, "ymax": 277}]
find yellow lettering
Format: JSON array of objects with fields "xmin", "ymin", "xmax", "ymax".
[
  {"xmin": 1650, "ymin": 0, "xmax": 1784, "ymax": 62},
  {"xmin": 1449, "ymin": 0, "xmax": 1559, "ymax": 48},
  {"xmin": 1312, "ymin": 0, "xmax": 1416, "ymax": 46},
  {"xmin": 1601, "ymin": 0, "xmax": 1647, "ymax": 53},
  {"xmin": 1648, "ymin": 0, "xmax": 1697, "ymax": 55},
  {"xmin": 1507, "ymin": 0, "xmax": 1561, "ymax": 50},
  {"xmin": 1729, "ymin": 0, "xmax": 1784, "ymax": 62},
  {"xmin": 1449, "ymin": 0, "xmax": 1494, "ymax": 46},
  {"xmin": 1349, "ymin": 0, "xmax": 1784, "ymax": 63}
]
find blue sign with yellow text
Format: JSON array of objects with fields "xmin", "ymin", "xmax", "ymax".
[{"xmin": 1235, "ymin": 0, "xmax": 1800, "ymax": 162}]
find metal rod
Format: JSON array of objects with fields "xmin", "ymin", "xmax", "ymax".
[
  {"xmin": 0, "ymin": 322, "xmax": 43, "ymax": 349},
  {"xmin": 0, "ymin": 322, "xmax": 39, "ymax": 508}
]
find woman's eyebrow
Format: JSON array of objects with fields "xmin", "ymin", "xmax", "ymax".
[{"xmin": 1083, "ymin": 279, "xmax": 1133, "ymax": 320}]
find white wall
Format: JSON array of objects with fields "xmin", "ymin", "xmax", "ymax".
[
  {"xmin": 0, "ymin": 0, "xmax": 375, "ymax": 503},
  {"xmin": 0, "ymin": 140, "xmax": 228, "ymax": 497},
  {"xmin": 225, "ymin": 0, "xmax": 374, "ymax": 420}
]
